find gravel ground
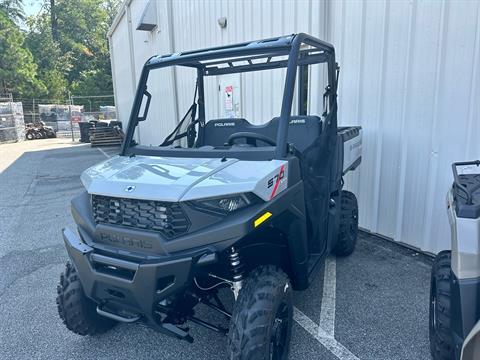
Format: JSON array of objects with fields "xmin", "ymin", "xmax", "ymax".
[{"xmin": 0, "ymin": 139, "xmax": 433, "ymax": 359}]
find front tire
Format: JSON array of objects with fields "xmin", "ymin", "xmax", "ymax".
[
  {"xmin": 56, "ymin": 262, "xmax": 116, "ymax": 335},
  {"xmin": 429, "ymin": 251, "xmax": 453, "ymax": 360},
  {"xmin": 332, "ymin": 190, "xmax": 358, "ymax": 256},
  {"xmin": 228, "ymin": 266, "xmax": 293, "ymax": 360}
]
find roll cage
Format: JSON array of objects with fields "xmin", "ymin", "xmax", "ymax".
[{"xmin": 121, "ymin": 33, "xmax": 338, "ymax": 160}]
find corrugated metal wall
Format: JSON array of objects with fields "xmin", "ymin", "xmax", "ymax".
[
  {"xmin": 170, "ymin": 0, "xmax": 330, "ymax": 123},
  {"xmin": 109, "ymin": 0, "xmax": 480, "ymax": 254},
  {"xmin": 331, "ymin": 0, "xmax": 480, "ymax": 254}
]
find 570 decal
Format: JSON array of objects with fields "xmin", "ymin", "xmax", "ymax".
[
  {"xmin": 267, "ymin": 169, "xmax": 285, "ymax": 188},
  {"xmin": 268, "ymin": 165, "xmax": 286, "ymax": 199}
]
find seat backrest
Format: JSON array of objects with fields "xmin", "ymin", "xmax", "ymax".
[
  {"xmin": 202, "ymin": 118, "xmax": 250, "ymax": 146},
  {"xmin": 202, "ymin": 118, "xmax": 275, "ymax": 147},
  {"xmin": 270, "ymin": 115, "xmax": 322, "ymax": 152},
  {"xmin": 201, "ymin": 115, "xmax": 322, "ymax": 151}
]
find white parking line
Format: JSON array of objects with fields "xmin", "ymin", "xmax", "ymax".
[
  {"xmin": 293, "ymin": 256, "xmax": 360, "ymax": 359},
  {"xmin": 97, "ymin": 147, "xmax": 110, "ymax": 158},
  {"xmin": 294, "ymin": 307, "xmax": 359, "ymax": 360},
  {"xmin": 319, "ymin": 256, "xmax": 337, "ymax": 337}
]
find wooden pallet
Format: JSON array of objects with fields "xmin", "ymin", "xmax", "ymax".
[{"xmin": 90, "ymin": 127, "xmax": 124, "ymax": 147}]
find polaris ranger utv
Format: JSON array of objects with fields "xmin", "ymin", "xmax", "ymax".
[
  {"xmin": 56, "ymin": 33, "xmax": 362, "ymax": 359},
  {"xmin": 430, "ymin": 160, "xmax": 480, "ymax": 360}
]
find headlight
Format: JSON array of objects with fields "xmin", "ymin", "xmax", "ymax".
[{"xmin": 190, "ymin": 193, "xmax": 260, "ymax": 215}]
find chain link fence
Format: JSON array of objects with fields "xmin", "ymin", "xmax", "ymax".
[{"xmin": 11, "ymin": 95, "xmax": 116, "ymax": 141}]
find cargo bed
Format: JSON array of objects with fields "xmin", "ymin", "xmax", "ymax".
[{"xmin": 338, "ymin": 126, "xmax": 362, "ymax": 174}]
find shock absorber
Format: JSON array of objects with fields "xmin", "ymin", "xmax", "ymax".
[{"xmin": 229, "ymin": 247, "xmax": 243, "ymax": 300}]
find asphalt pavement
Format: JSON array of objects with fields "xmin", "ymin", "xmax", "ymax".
[{"xmin": 0, "ymin": 139, "xmax": 433, "ymax": 359}]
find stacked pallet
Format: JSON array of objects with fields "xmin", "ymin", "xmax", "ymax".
[
  {"xmin": 0, "ymin": 102, "xmax": 25, "ymax": 143},
  {"xmin": 90, "ymin": 126, "xmax": 124, "ymax": 147}
]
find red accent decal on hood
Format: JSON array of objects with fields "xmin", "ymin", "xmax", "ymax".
[{"xmin": 270, "ymin": 165, "xmax": 285, "ymax": 200}]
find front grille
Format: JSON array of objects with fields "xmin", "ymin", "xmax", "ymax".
[{"xmin": 92, "ymin": 195, "xmax": 190, "ymax": 239}]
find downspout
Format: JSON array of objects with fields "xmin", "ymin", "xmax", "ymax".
[
  {"xmin": 107, "ymin": 0, "xmax": 131, "ymax": 131},
  {"xmin": 126, "ymin": 2, "xmax": 141, "ymax": 141},
  {"xmin": 107, "ymin": 36, "xmax": 120, "ymax": 126},
  {"xmin": 166, "ymin": 0, "xmax": 180, "ymax": 125}
]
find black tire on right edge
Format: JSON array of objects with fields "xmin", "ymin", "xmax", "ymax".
[
  {"xmin": 228, "ymin": 266, "xmax": 293, "ymax": 360},
  {"xmin": 429, "ymin": 250, "xmax": 454, "ymax": 360},
  {"xmin": 56, "ymin": 261, "xmax": 116, "ymax": 336},
  {"xmin": 332, "ymin": 190, "xmax": 358, "ymax": 256}
]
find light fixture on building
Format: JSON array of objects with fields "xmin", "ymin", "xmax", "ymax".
[{"xmin": 217, "ymin": 17, "xmax": 227, "ymax": 29}]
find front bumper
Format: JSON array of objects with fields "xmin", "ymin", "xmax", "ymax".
[{"xmin": 63, "ymin": 227, "xmax": 193, "ymax": 322}]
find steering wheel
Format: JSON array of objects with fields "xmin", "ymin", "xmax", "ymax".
[{"xmin": 226, "ymin": 132, "xmax": 277, "ymax": 147}]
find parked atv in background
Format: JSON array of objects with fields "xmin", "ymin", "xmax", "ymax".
[
  {"xmin": 25, "ymin": 121, "xmax": 57, "ymax": 140},
  {"xmin": 25, "ymin": 123, "xmax": 39, "ymax": 140},
  {"xmin": 56, "ymin": 33, "xmax": 362, "ymax": 359},
  {"xmin": 430, "ymin": 160, "xmax": 480, "ymax": 360}
]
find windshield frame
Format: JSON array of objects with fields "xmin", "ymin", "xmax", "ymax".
[{"xmin": 120, "ymin": 33, "xmax": 337, "ymax": 160}]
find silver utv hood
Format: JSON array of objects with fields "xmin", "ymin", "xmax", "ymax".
[{"xmin": 81, "ymin": 155, "xmax": 288, "ymax": 202}]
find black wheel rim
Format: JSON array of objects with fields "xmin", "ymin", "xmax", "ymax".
[
  {"xmin": 429, "ymin": 275, "xmax": 437, "ymax": 333},
  {"xmin": 348, "ymin": 209, "xmax": 358, "ymax": 240},
  {"xmin": 431, "ymin": 296, "xmax": 437, "ymax": 328},
  {"xmin": 270, "ymin": 302, "xmax": 290, "ymax": 360}
]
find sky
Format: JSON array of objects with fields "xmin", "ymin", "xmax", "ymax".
[
  {"xmin": 20, "ymin": 0, "xmax": 43, "ymax": 29},
  {"xmin": 24, "ymin": 0, "xmax": 43, "ymax": 17}
]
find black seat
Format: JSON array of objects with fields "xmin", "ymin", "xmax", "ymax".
[
  {"xmin": 271, "ymin": 115, "xmax": 322, "ymax": 152},
  {"xmin": 201, "ymin": 116, "xmax": 321, "ymax": 151},
  {"xmin": 202, "ymin": 118, "xmax": 273, "ymax": 147}
]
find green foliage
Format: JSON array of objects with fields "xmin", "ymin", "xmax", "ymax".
[
  {"xmin": 0, "ymin": 10, "xmax": 45, "ymax": 97},
  {"xmin": 25, "ymin": 12, "xmax": 71, "ymax": 99},
  {"xmin": 50, "ymin": 0, "xmax": 113, "ymax": 87},
  {"xmin": 0, "ymin": 0, "xmax": 120, "ymax": 100},
  {"xmin": 0, "ymin": 0, "xmax": 25, "ymax": 23}
]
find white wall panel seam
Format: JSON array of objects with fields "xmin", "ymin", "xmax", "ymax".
[
  {"xmin": 394, "ymin": 0, "xmax": 417, "ymax": 243},
  {"xmin": 422, "ymin": 0, "xmax": 448, "ymax": 253},
  {"xmin": 338, "ymin": 0, "xmax": 346, "ymax": 118},
  {"xmin": 371, "ymin": 0, "xmax": 389, "ymax": 233},
  {"xmin": 354, "ymin": 2, "xmax": 366, "ymax": 201},
  {"xmin": 464, "ymin": 3, "xmax": 480, "ymax": 160}
]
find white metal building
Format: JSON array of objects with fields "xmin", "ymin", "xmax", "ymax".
[{"xmin": 108, "ymin": 0, "xmax": 480, "ymax": 254}]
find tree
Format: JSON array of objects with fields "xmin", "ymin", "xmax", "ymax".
[
  {"xmin": 0, "ymin": 0, "xmax": 25, "ymax": 24},
  {"xmin": 51, "ymin": 0, "xmax": 113, "ymax": 87},
  {"xmin": 26, "ymin": 0, "xmax": 120, "ymax": 101},
  {"xmin": 25, "ymin": 14, "xmax": 70, "ymax": 99},
  {"xmin": 0, "ymin": 10, "xmax": 45, "ymax": 97},
  {"xmin": 0, "ymin": 0, "xmax": 120, "ymax": 101}
]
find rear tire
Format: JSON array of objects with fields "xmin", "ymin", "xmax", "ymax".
[
  {"xmin": 332, "ymin": 190, "xmax": 358, "ymax": 256},
  {"xmin": 228, "ymin": 266, "xmax": 293, "ymax": 360},
  {"xmin": 56, "ymin": 261, "xmax": 116, "ymax": 335},
  {"xmin": 26, "ymin": 132, "xmax": 34, "ymax": 140},
  {"xmin": 429, "ymin": 250, "xmax": 454, "ymax": 360}
]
